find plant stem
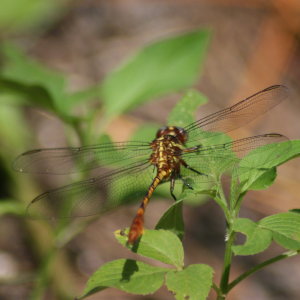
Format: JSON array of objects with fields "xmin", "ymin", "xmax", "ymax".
[
  {"xmin": 219, "ymin": 230, "xmax": 235, "ymax": 297},
  {"xmin": 227, "ymin": 250, "xmax": 299, "ymax": 291},
  {"xmin": 215, "ymin": 182, "xmax": 231, "ymax": 223},
  {"xmin": 213, "ymin": 181, "xmax": 236, "ymax": 299},
  {"xmin": 212, "ymin": 283, "xmax": 224, "ymax": 299}
]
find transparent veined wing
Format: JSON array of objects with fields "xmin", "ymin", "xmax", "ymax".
[
  {"xmin": 13, "ymin": 141, "xmax": 152, "ymax": 174},
  {"xmin": 184, "ymin": 85, "xmax": 288, "ymax": 146},
  {"xmin": 180, "ymin": 133, "xmax": 289, "ymax": 184},
  {"xmin": 25, "ymin": 159, "xmax": 157, "ymax": 219}
]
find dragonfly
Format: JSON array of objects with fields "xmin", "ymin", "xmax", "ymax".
[{"xmin": 13, "ymin": 85, "xmax": 289, "ymax": 244}]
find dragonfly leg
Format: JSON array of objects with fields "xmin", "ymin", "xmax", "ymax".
[
  {"xmin": 181, "ymin": 160, "xmax": 208, "ymax": 176},
  {"xmin": 170, "ymin": 177, "xmax": 177, "ymax": 201},
  {"xmin": 179, "ymin": 175, "xmax": 194, "ymax": 190},
  {"xmin": 170, "ymin": 173, "xmax": 193, "ymax": 200}
]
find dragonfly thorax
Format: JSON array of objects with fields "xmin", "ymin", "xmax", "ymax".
[
  {"xmin": 149, "ymin": 132, "xmax": 184, "ymax": 178},
  {"xmin": 156, "ymin": 126, "xmax": 188, "ymax": 145}
]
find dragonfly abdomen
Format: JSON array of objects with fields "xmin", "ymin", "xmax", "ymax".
[
  {"xmin": 128, "ymin": 132, "xmax": 185, "ymax": 244},
  {"xmin": 128, "ymin": 171, "xmax": 166, "ymax": 244}
]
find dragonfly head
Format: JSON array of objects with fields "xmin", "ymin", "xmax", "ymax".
[{"xmin": 156, "ymin": 126, "xmax": 188, "ymax": 144}]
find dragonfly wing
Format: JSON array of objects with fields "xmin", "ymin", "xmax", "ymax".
[
  {"xmin": 181, "ymin": 133, "xmax": 289, "ymax": 184},
  {"xmin": 184, "ymin": 85, "xmax": 288, "ymax": 144},
  {"xmin": 26, "ymin": 160, "xmax": 155, "ymax": 219},
  {"xmin": 13, "ymin": 141, "xmax": 151, "ymax": 174}
]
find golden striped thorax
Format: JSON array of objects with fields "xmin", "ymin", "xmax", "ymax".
[{"xmin": 149, "ymin": 126, "xmax": 188, "ymax": 178}]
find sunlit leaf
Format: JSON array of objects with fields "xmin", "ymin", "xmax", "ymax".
[{"xmin": 115, "ymin": 229, "xmax": 184, "ymax": 269}]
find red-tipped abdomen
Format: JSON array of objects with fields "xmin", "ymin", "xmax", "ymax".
[
  {"xmin": 127, "ymin": 174, "xmax": 164, "ymax": 244},
  {"xmin": 128, "ymin": 207, "xmax": 145, "ymax": 244}
]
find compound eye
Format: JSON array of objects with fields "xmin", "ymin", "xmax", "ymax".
[
  {"xmin": 156, "ymin": 126, "xmax": 167, "ymax": 138},
  {"xmin": 175, "ymin": 127, "xmax": 188, "ymax": 143}
]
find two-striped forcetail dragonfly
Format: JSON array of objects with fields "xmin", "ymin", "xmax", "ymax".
[{"xmin": 13, "ymin": 85, "xmax": 289, "ymax": 244}]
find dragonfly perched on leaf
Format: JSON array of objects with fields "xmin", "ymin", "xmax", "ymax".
[{"xmin": 14, "ymin": 85, "xmax": 289, "ymax": 244}]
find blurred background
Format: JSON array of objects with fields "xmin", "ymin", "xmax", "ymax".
[{"xmin": 0, "ymin": 0, "xmax": 300, "ymax": 299}]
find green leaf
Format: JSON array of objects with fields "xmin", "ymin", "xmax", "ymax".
[
  {"xmin": 245, "ymin": 167, "xmax": 277, "ymax": 191},
  {"xmin": 155, "ymin": 199, "xmax": 184, "ymax": 240},
  {"xmin": 167, "ymin": 89, "xmax": 207, "ymax": 127},
  {"xmin": 278, "ymin": 139, "xmax": 300, "ymax": 163},
  {"xmin": 260, "ymin": 212, "xmax": 300, "ymax": 250},
  {"xmin": 232, "ymin": 218, "xmax": 272, "ymax": 255},
  {"xmin": 101, "ymin": 30, "xmax": 211, "ymax": 119},
  {"xmin": 239, "ymin": 140, "xmax": 300, "ymax": 191},
  {"xmin": 80, "ymin": 259, "xmax": 169, "ymax": 298},
  {"xmin": 115, "ymin": 229, "xmax": 184, "ymax": 269},
  {"xmin": 165, "ymin": 264, "xmax": 214, "ymax": 300},
  {"xmin": 0, "ymin": 43, "xmax": 67, "ymax": 114},
  {"xmin": 272, "ymin": 233, "xmax": 300, "ymax": 250},
  {"xmin": 240, "ymin": 140, "xmax": 293, "ymax": 170},
  {"xmin": 233, "ymin": 213, "xmax": 300, "ymax": 253}
]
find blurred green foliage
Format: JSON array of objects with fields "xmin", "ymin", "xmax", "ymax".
[
  {"xmin": 0, "ymin": 0, "xmax": 70, "ymax": 35},
  {"xmin": 0, "ymin": 28, "xmax": 212, "ymax": 300}
]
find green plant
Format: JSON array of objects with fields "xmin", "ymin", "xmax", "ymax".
[
  {"xmin": 78, "ymin": 91, "xmax": 300, "ymax": 300},
  {"xmin": 1, "ymin": 28, "xmax": 300, "ymax": 300}
]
